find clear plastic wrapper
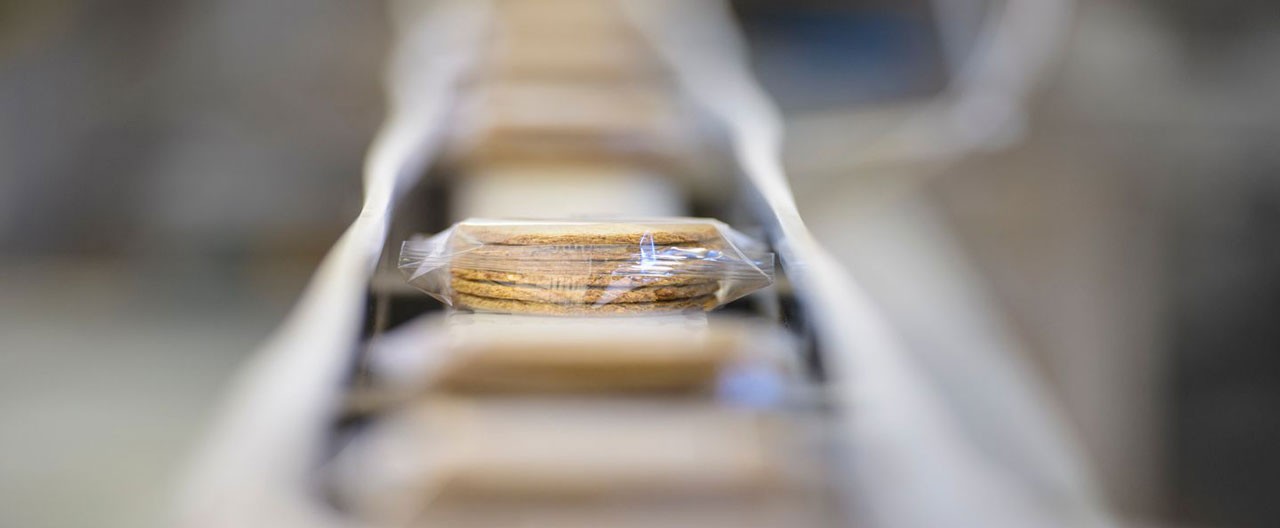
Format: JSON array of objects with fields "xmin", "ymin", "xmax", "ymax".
[{"xmin": 399, "ymin": 218, "xmax": 774, "ymax": 315}]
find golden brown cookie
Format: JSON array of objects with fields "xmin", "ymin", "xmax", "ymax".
[
  {"xmin": 450, "ymin": 242, "xmax": 731, "ymax": 262},
  {"xmin": 437, "ymin": 363, "xmax": 719, "ymax": 394},
  {"xmin": 455, "ymin": 220, "xmax": 722, "ymax": 246},
  {"xmin": 453, "ymin": 292, "xmax": 717, "ymax": 315},
  {"xmin": 450, "ymin": 265, "xmax": 720, "ymax": 288},
  {"xmin": 450, "ymin": 277, "xmax": 719, "ymax": 304}
]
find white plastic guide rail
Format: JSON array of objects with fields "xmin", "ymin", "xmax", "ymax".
[
  {"xmin": 621, "ymin": 1, "xmax": 1115, "ymax": 527},
  {"xmin": 174, "ymin": 2, "xmax": 490, "ymax": 527}
]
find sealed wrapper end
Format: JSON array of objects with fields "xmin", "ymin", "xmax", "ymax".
[{"xmin": 399, "ymin": 218, "xmax": 774, "ymax": 315}]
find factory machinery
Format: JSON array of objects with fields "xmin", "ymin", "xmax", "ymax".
[{"xmin": 177, "ymin": 1, "xmax": 1113, "ymax": 527}]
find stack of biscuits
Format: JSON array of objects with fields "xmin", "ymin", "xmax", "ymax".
[
  {"xmin": 364, "ymin": 313, "xmax": 783, "ymax": 395},
  {"xmin": 427, "ymin": 315, "xmax": 737, "ymax": 393},
  {"xmin": 444, "ymin": 0, "xmax": 689, "ymax": 172},
  {"xmin": 404, "ymin": 219, "xmax": 772, "ymax": 315},
  {"xmin": 451, "ymin": 81, "xmax": 687, "ymax": 169}
]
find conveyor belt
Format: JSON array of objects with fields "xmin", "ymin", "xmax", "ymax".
[{"xmin": 176, "ymin": 2, "xmax": 1115, "ymax": 527}]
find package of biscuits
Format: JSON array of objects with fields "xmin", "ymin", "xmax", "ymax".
[
  {"xmin": 446, "ymin": 80, "xmax": 689, "ymax": 167},
  {"xmin": 399, "ymin": 218, "xmax": 774, "ymax": 315},
  {"xmin": 364, "ymin": 313, "xmax": 796, "ymax": 399}
]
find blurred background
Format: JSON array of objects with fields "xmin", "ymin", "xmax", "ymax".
[{"xmin": 1, "ymin": 0, "xmax": 1278, "ymax": 527}]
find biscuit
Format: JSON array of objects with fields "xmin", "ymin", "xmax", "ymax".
[
  {"xmin": 434, "ymin": 322, "xmax": 737, "ymax": 392},
  {"xmin": 446, "ymin": 79, "xmax": 689, "ymax": 170},
  {"xmin": 450, "ymin": 242, "xmax": 731, "ymax": 262},
  {"xmin": 456, "ymin": 221, "xmax": 722, "ymax": 246},
  {"xmin": 458, "ymin": 138, "xmax": 685, "ymax": 173},
  {"xmin": 451, "ymin": 277, "xmax": 719, "ymax": 304},
  {"xmin": 437, "ymin": 359, "xmax": 723, "ymax": 394},
  {"xmin": 453, "ymin": 292, "xmax": 717, "ymax": 315},
  {"xmin": 450, "ymin": 266, "xmax": 719, "ymax": 288}
]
